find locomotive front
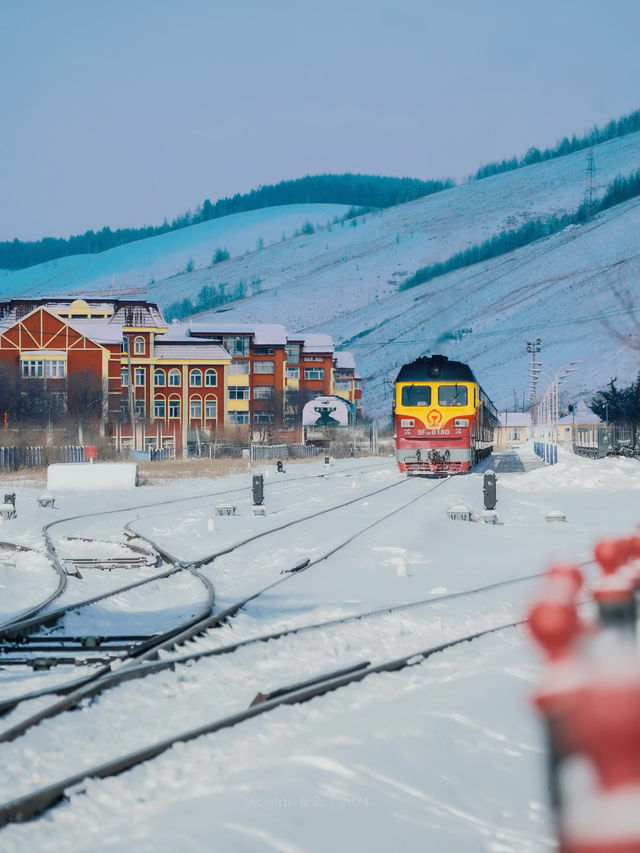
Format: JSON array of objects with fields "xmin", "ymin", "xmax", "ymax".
[{"xmin": 394, "ymin": 354, "xmax": 485, "ymax": 475}]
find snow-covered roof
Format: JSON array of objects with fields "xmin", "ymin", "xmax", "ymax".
[
  {"xmin": 169, "ymin": 322, "xmax": 287, "ymax": 346},
  {"xmin": 558, "ymin": 400, "xmax": 601, "ymax": 425},
  {"xmin": 155, "ymin": 343, "xmax": 231, "ymax": 361},
  {"xmin": 67, "ymin": 321, "xmax": 124, "ymax": 345},
  {"xmin": 334, "ymin": 351, "xmax": 356, "ymax": 370},
  {"xmin": 18, "ymin": 349, "xmax": 68, "ymax": 357},
  {"xmin": 289, "ymin": 333, "xmax": 334, "ymax": 354},
  {"xmin": 499, "ymin": 413, "xmax": 531, "ymax": 427}
]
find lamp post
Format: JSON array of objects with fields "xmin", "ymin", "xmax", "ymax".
[{"xmin": 531, "ymin": 361, "xmax": 582, "ymax": 463}]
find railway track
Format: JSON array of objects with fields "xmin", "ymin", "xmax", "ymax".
[
  {"xmin": 0, "ymin": 612, "xmax": 527, "ymax": 826},
  {"xmin": 0, "ymin": 471, "xmax": 428, "ymax": 726},
  {"xmin": 3, "ymin": 459, "xmax": 571, "ymax": 827},
  {"xmin": 0, "ymin": 456, "xmax": 604, "ymax": 828},
  {"xmin": 0, "ymin": 543, "xmax": 66, "ymax": 634},
  {"xmin": 0, "ymin": 460, "xmax": 393, "ymax": 670},
  {"xmin": 0, "ymin": 459, "xmax": 390, "ymax": 635}
]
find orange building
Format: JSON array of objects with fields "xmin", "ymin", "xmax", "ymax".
[
  {"xmin": 0, "ymin": 298, "xmax": 230, "ymax": 452},
  {"xmin": 0, "ymin": 298, "xmax": 361, "ymax": 451}
]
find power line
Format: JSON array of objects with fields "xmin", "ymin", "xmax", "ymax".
[{"xmin": 342, "ymin": 307, "xmax": 639, "ymax": 347}]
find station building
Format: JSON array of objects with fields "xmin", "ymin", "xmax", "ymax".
[{"xmin": 0, "ymin": 297, "xmax": 359, "ymax": 451}]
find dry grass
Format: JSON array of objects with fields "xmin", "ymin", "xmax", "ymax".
[
  {"xmin": 0, "ymin": 468, "xmax": 47, "ymax": 487},
  {"xmin": 136, "ymin": 455, "xmax": 313, "ymax": 484}
]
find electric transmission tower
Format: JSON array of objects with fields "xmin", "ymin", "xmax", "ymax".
[{"xmin": 584, "ymin": 148, "xmax": 596, "ymax": 218}]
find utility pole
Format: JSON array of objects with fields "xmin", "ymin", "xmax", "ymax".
[
  {"xmin": 127, "ymin": 338, "xmax": 137, "ymax": 449},
  {"xmin": 585, "ymin": 148, "xmax": 596, "ymax": 218},
  {"xmin": 526, "ymin": 338, "xmax": 542, "ymax": 416}
]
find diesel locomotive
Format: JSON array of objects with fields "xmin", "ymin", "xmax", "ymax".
[{"xmin": 394, "ymin": 354, "xmax": 499, "ymax": 475}]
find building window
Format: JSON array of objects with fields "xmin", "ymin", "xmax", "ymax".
[
  {"xmin": 122, "ymin": 337, "xmax": 129, "ymax": 354},
  {"xmin": 253, "ymin": 360, "xmax": 274, "ymax": 374},
  {"xmin": 204, "ymin": 368, "xmax": 217, "ymax": 386},
  {"xmin": 229, "ymin": 361, "xmax": 250, "ymax": 375},
  {"xmin": 22, "ymin": 359, "xmax": 67, "ymax": 378},
  {"xmin": 229, "ymin": 386, "xmax": 249, "ymax": 400},
  {"xmin": 285, "ymin": 344, "xmax": 300, "ymax": 363},
  {"xmin": 335, "ymin": 381, "xmax": 351, "ymax": 392},
  {"xmin": 253, "ymin": 385, "xmax": 274, "ymax": 399},
  {"xmin": 135, "ymin": 367, "xmax": 145, "ymax": 386},
  {"xmin": 168, "ymin": 397, "xmax": 180, "ymax": 418},
  {"xmin": 134, "ymin": 399, "xmax": 145, "ymax": 419},
  {"xmin": 168, "ymin": 369, "xmax": 181, "ymax": 386},
  {"xmin": 253, "ymin": 411, "xmax": 274, "ymax": 424},
  {"xmin": 222, "ymin": 336, "xmax": 250, "ymax": 357},
  {"xmin": 120, "ymin": 400, "xmax": 130, "ymax": 420},
  {"xmin": 154, "ymin": 397, "xmax": 166, "ymax": 419},
  {"xmin": 47, "ymin": 360, "xmax": 66, "ymax": 378},
  {"xmin": 121, "ymin": 368, "xmax": 129, "ymax": 387},
  {"xmin": 190, "ymin": 397, "xmax": 202, "ymax": 419},
  {"xmin": 190, "ymin": 369, "xmax": 202, "ymax": 387},
  {"xmin": 229, "ymin": 410, "xmax": 249, "ymax": 425},
  {"xmin": 304, "ymin": 368, "xmax": 324, "ymax": 380},
  {"xmin": 154, "ymin": 369, "xmax": 165, "ymax": 386},
  {"xmin": 205, "ymin": 397, "xmax": 217, "ymax": 419},
  {"xmin": 134, "ymin": 336, "xmax": 145, "ymax": 355},
  {"xmin": 254, "ymin": 346, "xmax": 275, "ymax": 355},
  {"xmin": 304, "ymin": 356, "xmax": 324, "ymax": 362},
  {"xmin": 285, "ymin": 367, "xmax": 299, "ymax": 380}
]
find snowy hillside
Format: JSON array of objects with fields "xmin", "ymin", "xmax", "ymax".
[
  {"xmin": 1, "ymin": 133, "xmax": 637, "ymax": 415},
  {"xmin": 178, "ymin": 133, "xmax": 636, "ymax": 415},
  {"xmin": 0, "ymin": 205, "xmax": 351, "ymax": 298}
]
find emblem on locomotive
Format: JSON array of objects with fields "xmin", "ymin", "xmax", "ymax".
[{"xmin": 427, "ymin": 409, "xmax": 443, "ymax": 426}]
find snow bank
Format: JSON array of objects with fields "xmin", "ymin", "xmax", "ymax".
[{"xmin": 46, "ymin": 463, "xmax": 138, "ymax": 490}]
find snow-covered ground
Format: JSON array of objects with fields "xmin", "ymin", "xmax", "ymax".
[{"xmin": 0, "ymin": 448, "xmax": 638, "ymax": 852}]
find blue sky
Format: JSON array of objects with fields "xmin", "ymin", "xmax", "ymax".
[{"xmin": 0, "ymin": 0, "xmax": 637, "ymax": 242}]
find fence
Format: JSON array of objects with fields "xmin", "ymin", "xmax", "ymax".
[
  {"xmin": 250, "ymin": 443, "xmax": 319, "ymax": 462},
  {"xmin": 572, "ymin": 423, "xmax": 637, "ymax": 459},
  {"xmin": 0, "ymin": 445, "xmax": 86, "ymax": 470},
  {"xmin": 186, "ymin": 443, "xmax": 245, "ymax": 459},
  {"xmin": 287, "ymin": 443, "xmax": 320, "ymax": 458}
]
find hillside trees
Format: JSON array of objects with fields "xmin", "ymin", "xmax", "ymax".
[
  {"xmin": 399, "ymin": 168, "xmax": 639, "ymax": 292},
  {"xmin": 0, "ymin": 174, "xmax": 454, "ymax": 271},
  {"xmin": 473, "ymin": 109, "xmax": 639, "ymax": 181},
  {"xmin": 589, "ymin": 377, "xmax": 640, "ymax": 428}
]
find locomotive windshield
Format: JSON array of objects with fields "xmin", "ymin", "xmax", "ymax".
[
  {"xmin": 438, "ymin": 384, "xmax": 468, "ymax": 406},
  {"xmin": 401, "ymin": 385, "xmax": 431, "ymax": 406}
]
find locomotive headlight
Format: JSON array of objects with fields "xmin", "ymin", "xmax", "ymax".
[
  {"xmin": 400, "ymin": 419, "xmax": 415, "ymax": 428},
  {"xmin": 454, "ymin": 419, "xmax": 469, "ymax": 427}
]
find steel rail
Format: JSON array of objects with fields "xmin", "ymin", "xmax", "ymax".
[
  {"xmin": 0, "ymin": 542, "xmax": 67, "ymax": 634},
  {"xmin": 0, "ymin": 616, "xmax": 525, "ymax": 826},
  {"xmin": 0, "ymin": 476, "xmax": 437, "ymax": 736},
  {"xmin": 0, "ymin": 460, "xmax": 382, "ymax": 629}
]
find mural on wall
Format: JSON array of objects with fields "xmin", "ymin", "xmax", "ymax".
[{"xmin": 302, "ymin": 396, "xmax": 351, "ymax": 427}]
